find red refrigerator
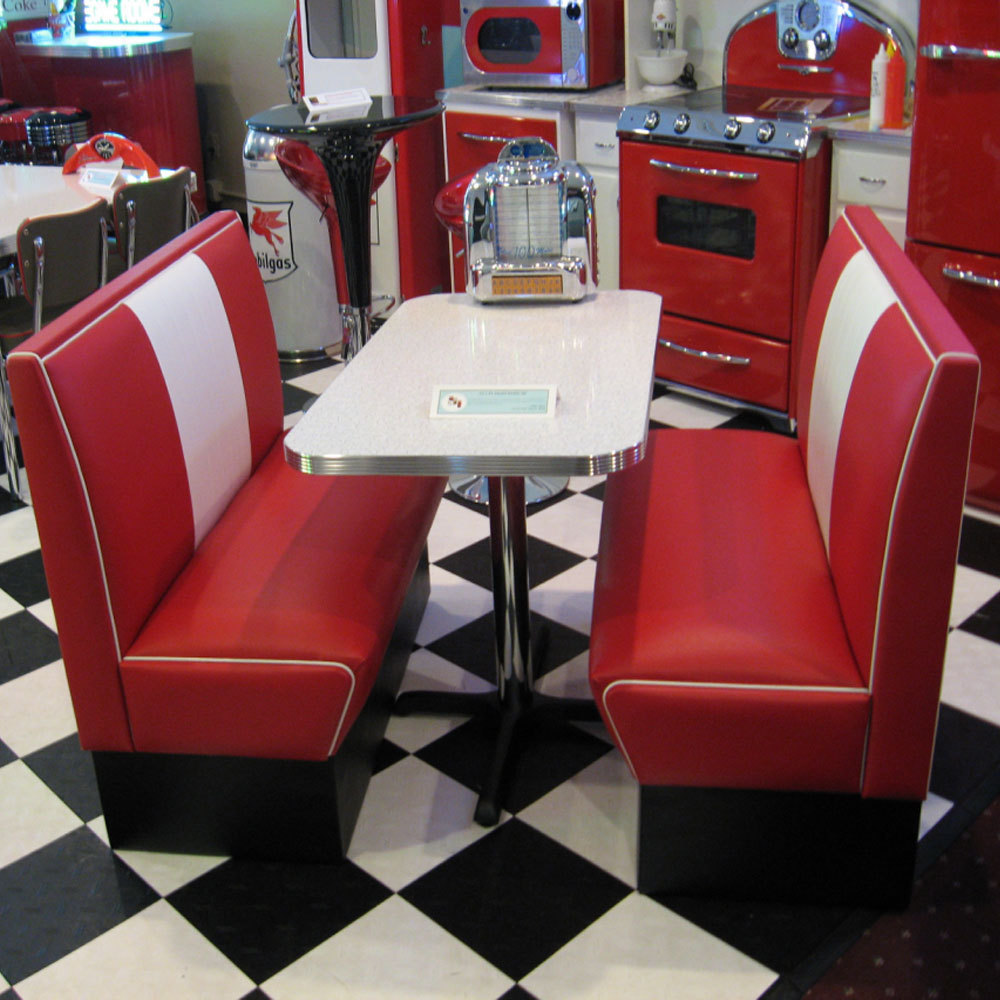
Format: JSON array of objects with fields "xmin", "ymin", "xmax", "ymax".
[{"xmin": 906, "ymin": 0, "xmax": 1000, "ymax": 511}]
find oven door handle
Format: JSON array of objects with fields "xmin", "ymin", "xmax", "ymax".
[
  {"xmin": 942, "ymin": 265, "xmax": 1000, "ymax": 290},
  {"xmin": 659, "ymin": 338, "xmax": 751, "ymax": 367},
  {"xmin": 650, "ymin": 159, "xmax": 759, "ymax": 183},
  {"xmin": 920, "ymin": 44, "xmax": 1000, "ymax": 61},
  {"xmin": 459, "ymin": 131, "xmax": 515, "ymax": 144},
  {"xmin": 778, "ymin": 63, "xmax": 834, "ymax": 74}
]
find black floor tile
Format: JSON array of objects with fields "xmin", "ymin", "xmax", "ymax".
[
  {"xmin": 958, "ymin": 514, "xmax": 1000, "ymax": 577},
  {"xmin": 416, "ymin": 711, "xmax": 612, "ymax": 815},
  {"xmin": 167, "ymin": 857, "xmax": 392, "ymax": 984},
  {"xmin": 930, "ymin": 704, "xmax": 1000, "ymax": 804},
  {"xmin": 426, "ymin": 611, "xmax": 590, "ymax": 686},
  {"xmin": 654, "ymin": 893, "xmax": 855, "ymax": 974},
  {"xmin": 958, "ymin": 589, "xmax": 1000, "ymax": 643},
  {"xmin": 400, "ymin": 818, "xmax": 630, "ymax": 981},
  {"xmin": 372, "ymin": 736, "xmax": 408, "ymax": 775},
  {"xmin": 0, "ymin": 826, "xmax": 158, "ymax": 984},
  {"xmin": 0, "ymin": 612, "xmax": 62, "ymax": 683},
  {"xmin": 0, "ymin": 550, "xmax": 48, "ymax": 607},
  {"xmin": 23, "ymin": 735, "xmax": 102, "ymax": 823},
  {"xmin": 0, "ymin": 737, "xmax": 14, "ymax": 767},
  {"xmin": 280, "ymin": 381, "xmax": 317, "ymax": 416},
  {"xmin": 436, "ymin": 534, "xmax": 586, "ymax": 592}
]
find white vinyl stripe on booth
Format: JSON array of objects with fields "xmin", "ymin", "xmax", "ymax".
[
  {"xmin": 806, "ymin": 248, "xmax": 897, "ymax": 552},
  {"xmin": 124, "ymin": 253, "xmax": 252, "ymax": 547}
]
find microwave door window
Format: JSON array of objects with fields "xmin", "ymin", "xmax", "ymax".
[
  {"xmin": 657, "ymin": 196, "xmax": 756, "ymax": 261},
  {"xmin": 478, "ymin": 17, "xmax": 543, "ymax": 64},
  {"xmin": 305, "ymin": 0, "xmax": 378, "ymax": 59}
]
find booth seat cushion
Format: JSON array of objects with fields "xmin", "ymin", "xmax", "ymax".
[
  {"xmin": 122, "ymin": 447, "xmax": 441, "ymax": 760},
  {"xmin": 590, "ymin": 428, "xmax": 870, "ymax": 793}
]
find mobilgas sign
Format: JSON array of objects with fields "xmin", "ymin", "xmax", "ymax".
[{"xmin": 247, "ymin": 201, "xmax": 297, "ymax": 282}]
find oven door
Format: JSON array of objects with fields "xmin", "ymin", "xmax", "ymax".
[{"xmin": 619, "ymin": 139, "xmax": 800, "ymax": 342}]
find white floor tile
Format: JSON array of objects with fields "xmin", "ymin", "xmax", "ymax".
[
  {"xmin": 27, "ymin": 598, "xmax": 57, "ymax": 632},
  {"xmin": 0, "ymin": 586, "xmax": 20, "ymax": 618},
  {"xmin": 534, "ymin": 649, "xmax": 595, "ymax": 702},
  {"xmin": 950, "ymin": 564, "xmax": 1000, "ymax": 627},
  {"xmin": 112, "ymin": 848, "xmax": 228, "ymax": 897},
  {"xmin": 388, "ymin": 649, "xmax": 493, "ymax": 752},
  {"xmin": 531, "ymin": 560, "xmax": 596, "ymax": 636},
  {"xmin": 521, "ymin": 893, "xmax": 777, "ymax": 1000},
  {"xmin": 427, "ymin": 496, "xmax": 490, "ymax": 562},
  {"xmin": 0, "ymin": 660, "xmax": 76, "ymax": 757},
  {"xmin": 0, "ymin": 506, "xmax": 40, "ymax": 560},
  {"xmin": 919, "ymin": 792, "xmax": 953, "ymax": 838},
  {"xmin": 14, "ymin": 899, "xmax": 254, "ymax": 1000},
  {"xmin": 262, "ymin": 895, "xmax": 514, "ymax": 1000},
  {"xmin": 348, "ymin": 755, "xmax": 492, "ymax": 891},
  {"xmin": 0, "ymin": 762, "xmax": 82, "ymax": 869},
  {"xmin": 519, "ymin": 750, "xmax": 638, "ymax": 888},
  {"xmin": 415, "ymin": 565, "xmax": 493, "ymax": 646},
  {"xmin": 650, "ymin": 394, "xmax": 735, "ymax": 430},
  {"xmin": 285, "ymin": 363, "xmax": 342, "ymax": 396},
  {"xmin": 941, "ymin": 629, "xmax": 1000, "ymax": 728},
  {"xmin": 527, "ymin": 492, "xmax": 605, "ymax": 558}
]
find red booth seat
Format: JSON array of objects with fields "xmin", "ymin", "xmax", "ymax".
[
  {"xmin": 7, "ymin": 211, "xmax": 445, "ymax": 860},
  {"xmin": 589, "ymin": 205, "xmax": 980, "ymax": 906}
]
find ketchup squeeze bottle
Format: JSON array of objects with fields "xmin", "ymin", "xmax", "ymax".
[{"xmin": 883, "ymin": 41, "xmax": 906, "ymax": 129}]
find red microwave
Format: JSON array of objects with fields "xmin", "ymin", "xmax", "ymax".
[{"xmin": 461, "ymin": 0, "xmax": 624, "ymax": 90}]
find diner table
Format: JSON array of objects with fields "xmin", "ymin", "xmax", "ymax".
[
  {"xmin": 245, "ymin": 97, "xmax": 444, "ymax": 362},
  {"xmin": 0, "ymin": 163, "xmax": 108, "ymax": 257},
  {"xmin": 284, "ymin": 289, "xmax": 662, "ymax": 824}
]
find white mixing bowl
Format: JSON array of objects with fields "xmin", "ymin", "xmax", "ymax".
[{"xmin": 636, "ymin": 48, "xmax": 687, "ymax": 86}]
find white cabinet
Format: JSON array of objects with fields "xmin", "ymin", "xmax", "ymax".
[
  {"xmin": 830, "ymin": 138, "xmax": 911, "ymax": 248},
  {"xmin": 574, "ymin": 111, "xmax": 621, "ymax": 288}
]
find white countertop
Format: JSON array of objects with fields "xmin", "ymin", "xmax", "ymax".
[{"xmin": 285, "ymin": 290, "xmax": 662, "ymax": 477}]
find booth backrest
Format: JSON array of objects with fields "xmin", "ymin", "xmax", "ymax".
[
  {"xmin": 795, "ymin": 205, "xmax": 980, "ymax": 797},
  {"xmin": 8, "ymin": 212, "xmax": 283, "ymax": 746}
]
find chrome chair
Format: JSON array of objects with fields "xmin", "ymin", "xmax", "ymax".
[
  {"xmin": 0, "ymin": 198, "xmax": 109, "ymax": 500},
  {"xmin": 112, "ymin": 167, "xmax": 198, "ymax": 269}
]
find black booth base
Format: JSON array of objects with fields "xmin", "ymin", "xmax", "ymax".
[
  {"xmin": 639, "ymin": 785, "xmax": 922, "ymax": 909},
  {"xmin": 92, "ymin": 552, "xmax": 430, "ymax": 863}
]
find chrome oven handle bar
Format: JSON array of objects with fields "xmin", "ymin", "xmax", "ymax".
[
  {"xmin": 943, "ymin": 265, "xmax": 1000, "ymax": 290},
  {"xmin": 459, "ymin": 131, "xmax": 515, "ymax": 144},
  {"xmin": 659, "ymin": 338, "xmax": 751, "ymax": 367},
  {"xmin": 650, "ymin": 158, "xmax": 759, "ymax": 183},
  {"xmin": 778, "ymin": 64, "xmax": 834, "ymax": 74},
  {"xmin": 920, "ymin": 44, "xmax": 1000, "ymax": 61}
]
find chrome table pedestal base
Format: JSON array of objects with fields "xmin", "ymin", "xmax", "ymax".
[
  {"xmin": 448, "ymin": 474, "xmax": 568, "ymax": 506},
  {"xmin": 394, "ymin": 475, "xmax": 597, "ymax": 826}
]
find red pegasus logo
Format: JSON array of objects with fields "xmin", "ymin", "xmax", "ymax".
[{"xmin": 250, "ymin": 207, "xmax": 287, "ymax": 252}]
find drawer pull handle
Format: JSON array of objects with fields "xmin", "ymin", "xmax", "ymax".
[
  {"xmin": 778, "ymin": 63, "xmax": 834, "ymax": 74},
  {"xmin": 595, "ymin": 141, "xmax": 616, "ymax": 150},
  {"xmin": 859, "ymin": 175, "xmax": 887, "ymax": 186},
  {"xmin": 920, "ymin": 44, "xmax": 1000, "ymax": 61},
  {"xmin": 651, "ymin": 159, "xmax": 759, "ymax": 183},
  {"xmin": 942, "ymin": 265, "xmax": 1000, "ymax": 290},
  {"xmin": 459, "ymin": 131, "xmax": 512, "ymax": 144},
  {"xmin": 659, "ymin": 338, "xmax": 751, "ymax": 367}
]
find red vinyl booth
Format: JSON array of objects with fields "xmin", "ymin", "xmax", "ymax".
[
  {"xmin": 7, "ymin": 211, "xmax": 445, "ymax": 861},
  {"xmin": 589, "ymin": 205, "xmax": 980, "ymax": 906}
]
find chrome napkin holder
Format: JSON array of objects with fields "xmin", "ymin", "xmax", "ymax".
[{"xmin": 463, "ymin": 138, "xmax": 597, "ymax": 303}]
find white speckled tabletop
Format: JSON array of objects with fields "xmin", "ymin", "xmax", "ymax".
[{"xmin": 284, "ymin": 290, "xmax": 662, "ymax": 477}]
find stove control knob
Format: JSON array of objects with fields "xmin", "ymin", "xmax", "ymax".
[
  {"xmin": 814, "ymin": 29, "xmax": 832, "ymax": 52},
  {"xmin": 673, "ymin": 113, "xmax": 691, "ymax": 134},
  {"xmin": 782, "ymin": 27, "xmax": 799, "ymax": 50},
  {"xmin": 724, "ymin": 118, "xmax": 742, "ymax": 140},
  {"xmin": 643, "ymin": 109, "xmax": 661, "ymax": 131},
  {"xmin": 757, "ymin": 121, "xmax": 776, "ymax": 144}
]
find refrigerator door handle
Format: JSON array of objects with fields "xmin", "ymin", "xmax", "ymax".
[
  {"xmin": 943, "ymin": 265, "xmax": 1000, "ymax": 290},
  {"xmin": 920, "ymin": 44, "xmax": 1000, "ymax": 61}
]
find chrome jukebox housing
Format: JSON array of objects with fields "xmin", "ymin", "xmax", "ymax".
[{"xmin": 463, "ymin": 137, "xmax": 597, "ymax": 303}]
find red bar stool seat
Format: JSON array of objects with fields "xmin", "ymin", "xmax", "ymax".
[{"xmin": 275, "ymin": 140, "xmax": 393, "ymax": 343}]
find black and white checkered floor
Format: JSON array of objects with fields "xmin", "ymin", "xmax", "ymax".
[{"xmin": 2, "ymin": 353, "xmax": 1000, "ymax": 999}]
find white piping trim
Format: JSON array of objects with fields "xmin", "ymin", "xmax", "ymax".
[{"xmin": 122, "ymin": 655, "xmax": 358, "ymax": 756}]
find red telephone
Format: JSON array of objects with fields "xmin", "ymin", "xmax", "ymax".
[{"xmin": 63, "ymin": 133, "xmax": 161, "ymax": 176}]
